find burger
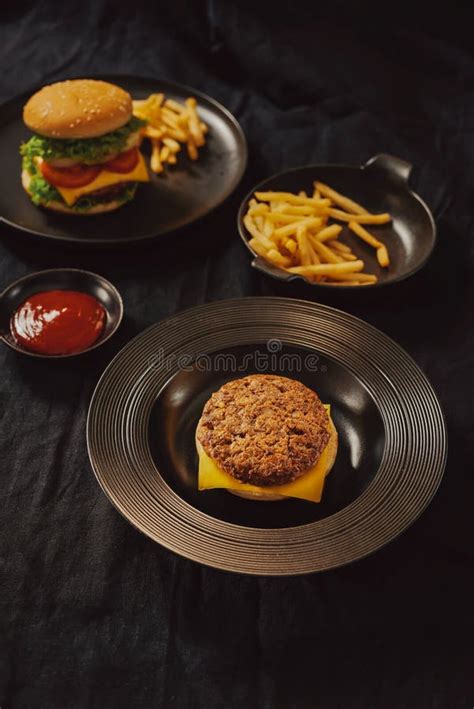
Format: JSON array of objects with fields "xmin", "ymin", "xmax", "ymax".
[
  {"xmin": 20, "ymin": 79, "xmax": 150, "ymax": 215},
  {"xmin": 196, "ymin": 374, "xmax": 338, "ymax": 502}
]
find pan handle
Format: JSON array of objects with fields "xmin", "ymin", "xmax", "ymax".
[
  {"xmin": 364, "ymin": 154, "xmax": 412, "ymax": 183},
  {"xmin": 251, "ymin": 256, "xmax": 295, "ymax": 282}
]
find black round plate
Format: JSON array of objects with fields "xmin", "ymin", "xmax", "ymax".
[
  {"xmin": 0, "ymin": 268, "xmax": 123, "ymax": 357},
  {"xmin": 0, "ymin": 74, "xmax": 247, "ymax": 245},
  {"xmin": 238, "ymin": 155, "xmax": 436, "ymax": 289},
  {"xmin": 87, "ymin": 298, "xmax": 447, "ymax": 575}
]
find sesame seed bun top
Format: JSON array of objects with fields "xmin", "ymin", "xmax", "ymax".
[
  {"xmin": 196, "ymin": 374, "xmax": 331, "ymax": 486},
  {"xmin": 23, "ymin": 79, "xmax": 133, "ymax": 139}
]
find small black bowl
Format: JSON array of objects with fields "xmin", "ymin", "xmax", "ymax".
[
  {"xmin": 0, "ymin": 268, "xmax": 123, "ymax": 358},
  {"xmin": 238, "ymin": 153, "xmax": 436, "ymax": 291}
]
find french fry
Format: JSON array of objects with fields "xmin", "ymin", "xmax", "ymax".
[
  {"xmin": 348, "ymin": 221, "xmax": 382, "ymax": 248},
  {"xmin": 163, "ymin": 137, "xmax": 181, "ymax": 153},
  {"xmin": 283, "ymin": 238, "xmax": 298, "ymax": 256},
  {"xmin": 244, "ymin": 216, "xmax": 274, "ymax": 250},
  {"xmin": 263, "ymin": 219, "xmax": 274, "ymax": 238},
  {"xmin": 255, "ymin": 191, "xmax": 328, "ymax": 208},
  {"xmin": 248, "ymin": 238, "xmax": 270, "ymax": 260},
  {"xmin": 177, "ymin": 112, "xmax": 190, "ymax": 128},
  {"xmin": 312, "ymin": 224, "xmax": 343, "ymax": 242},
  {"xmin": 265, "ymin": 212, "xmax": 312, "ymax": 224},
  {"xmin": 310, "ymin": 237, "xmax": 344, "ymax": 264},
  {"xmin": 274, "ymin": 217, "xmax": 322, "ymax": 240},
  {"xmin": 296, "ymin": 225, "xmax": 311, "ymax": 266},
  {"xmin": 249, "ymin": 239, "xmax": 292, "ymax": 268},
  {"xmin": 339, "ymin": 252, "xmax": 358, "ymax": 262},
  {"xmin": 166, "ymin": 126, "xmax": 189, "ymax": 142},
  {"xmin": 248, "ymin": 203, "xmax": 269, "ymax": 217},
  {"xmin": 161, "ymin": 107, "xmax": 181, "ymax": 125},
  {"xmin": 315, "ymin": 181, "xmax": 368, "ymax": 215},
  {"xmin": 133, "ymin": 93, "xmax": 164, "ymax": 116},
  {"xmin": 162, "ymin": 119, "xmax": 188, "ymax": 142},
  {"xmin": 152, "ymin": 93, "xmax": 165, "ymax": 108},
  {"xmin": 254, "ymin": 215, "xmax": 265, "ymax": 231},
  {"xmin": 160, "ymin": 146, "xmax": 171, "ymax": 162},
  {"xmin": 150, "ymin": 139, "xmax": 163, "ymax": 173},
  {"xmin": 187, "ymin": 138, "xmax": 198, "ymax": 161},
  {"xmin": 286, "ymin": 260, "xmax": 365, "ymax": 276},
  {"xmin": 144, "ymin": 126, "xmax": 164, "ymax": 139},
  {"xmin": 164, "ymin": 98, "xmax": 187, "ymax": 114},
  {"xmin": 377, "ymin": 245, "xmax": 390, "ymax": 268},
  {"xmin": 329, "ymin": 240, "xmax": 352, "ymax": 254},
  {"xmin": 348, "ymin": 224, "xmax": 390, "ymax": 267},
  {"xmin": 330, "ymin": 209, "xmax": 391, "ymax": 225},
  {"xmin": 267, "ymin": 249, "xmax": 292, "ymax": 267},
  {"xmin": 275, "ymin": 205, "xmax": 318, "ymax": 216},
  {"xmin": 328, "ymin": 281, "xmax": 375, "ymax": 286},
  {"xmin": 188, "ymin": 118, "xmax": 205, "ymax": 147},
  {"xmin": 306, "ymin": 240, "xmax": 321, "ymax": 265},
  {"xmin": 321, "ymin": 272, "xmax": 378, "ymax": 283},
  {"xmin": 186, "ymin": 97, "xmax": 205, "ymax": 147}
]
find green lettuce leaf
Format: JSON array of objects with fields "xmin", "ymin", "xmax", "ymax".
[
  {"xmin": 23, "ymin": 156, "xmax": 62, "ymax": 205},
  {"xmin": 20, "ymin": 116, "xmax": 146, "ymax": 164}
]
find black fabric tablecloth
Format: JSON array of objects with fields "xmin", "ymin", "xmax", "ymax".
[{"xmin": 1, "ymin": 2, "xmax": 473, "ymax": 707}]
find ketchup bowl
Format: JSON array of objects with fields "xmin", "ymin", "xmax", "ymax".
[{"xmin": 0, "ymin": 268, "xmax": 123, "ymax": 358}]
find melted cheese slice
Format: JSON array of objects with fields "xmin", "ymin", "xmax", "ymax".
[
  {"xmin": 36, "ymin": 153, "xmax": 150, "ymax": 206},
  {"xmin": 198, "ymin": 406, "xmax": 334, "ymax": 503}
]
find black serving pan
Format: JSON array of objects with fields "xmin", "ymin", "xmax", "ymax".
[{"xmin": 238, "ymin": 154, "xmax": 436, "ymax": 290}]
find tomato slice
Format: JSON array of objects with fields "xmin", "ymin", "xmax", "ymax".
[
  {"xmin": 40, "ymin": 161, "xmax": 101, "ymax": 188},
  {"xmin": 104, "ymin": 148, "xmax": 139, "ymax": 174}
]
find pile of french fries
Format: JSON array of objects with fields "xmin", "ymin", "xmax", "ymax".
[
  {"xmin": 132, "ymin": 93, "xmax": 208, "ymax": 173},
  {"xmin": 244, "ymin": 181, "xmax": 392, "ymax": 286}
]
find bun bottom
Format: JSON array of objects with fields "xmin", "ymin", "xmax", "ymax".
[
  {"xmin": 196, "ymin": 417, "xmax": 338, "ymax": 502},
  {"xmin": 22, "ymin": 170, "xmax": 131, "ymax": 216},
  {"xmin": 228, "ymin": 489, "xmax": 286, "ymax": 501}
]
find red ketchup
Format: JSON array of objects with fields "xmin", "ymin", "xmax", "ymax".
[{"xmin": 10, "ymin": 290, "xmax": 106, "ymax": 355}]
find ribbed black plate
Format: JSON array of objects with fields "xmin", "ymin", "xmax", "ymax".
[
  {"xmin": 87, "ymin": 298, "xmax": 447, "ymax": 575},
  {"xmin": 0, "ymin": 74, "xmax": 247, "ymax": 245}
]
